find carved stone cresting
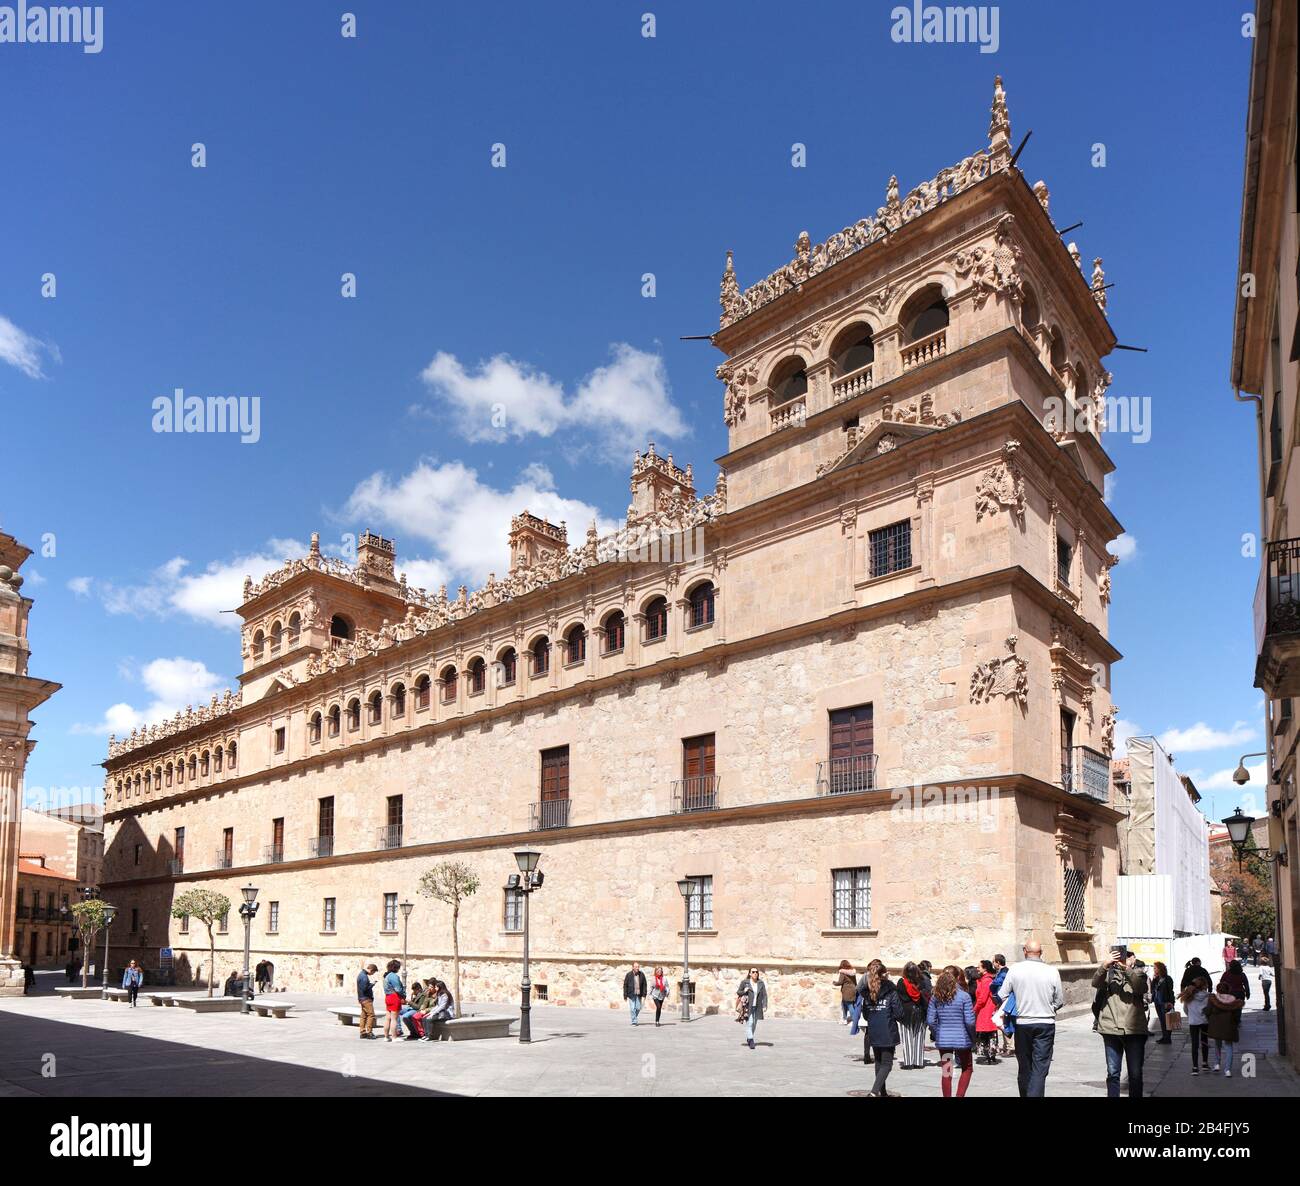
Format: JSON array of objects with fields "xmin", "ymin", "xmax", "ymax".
[
  {"xmin": 718, "ymin": 78, "xmax": 1013, "ymax": 329},
  {"xmin": 953, "ymin": 214, "xmax": 1023, "ymax": 308},
  {"xmin": 970, "ymin": 635, "xmax": 1029, "ymax": 709},
  {"xmin": 974, "ymin": 440, "xmax": 1026, "ymax": 526}
]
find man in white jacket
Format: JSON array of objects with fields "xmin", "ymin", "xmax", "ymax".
[{"xmin": 1000, "ymin": 939, "xmax": 1064, "ymax": 1097}]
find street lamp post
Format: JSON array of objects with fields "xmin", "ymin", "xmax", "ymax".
[
  {"xmin": 239, "ymin": 885, "xmax": 259, "ymax": 1013},
  {"xmin": 99, "ymin": 904, "xmax": 117, "ymax": 998},
  {"xmin": 58, "ymin": 905, "xmax": 68, "ymax": 972},
  {"xmin": 677, "ymin": 878, "xmax": 693, "ymax": 1023},
  {"xmin": 400, "ymin": 900, "xmax": 413, "ymax": 984},
  {"xmin": 512, "ymin": 850, "xmax": 543, "ymax": 1043}
]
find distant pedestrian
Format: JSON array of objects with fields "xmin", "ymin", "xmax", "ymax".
[
  {"xmin": 650, "ymin": 966, "xmax": 668, "ymax": 1026},
  {"xmin": 738, "ymin": 968, "xmax": 768, "ymax": 1049},
  {"xmin": 1218, "ymin": 960, "xmax": 1250, "ymax": 1004},
  {"xmin": 1150, "ymin": 961, "xmax": 1175, "ymax": 1045},
  {"xmin": 22, "ymin": 963, "xmax": 34, "ymax": 995},
  {"xmin": 1266, "ymin": 935, "xmax": 1277, "ymax": 959},
  {"xmin": 1180, "ymin": 957, "xmax": 1210, "ymax": 990},
  {"xmin": 833, "ymin": 959, "xmax": 858, "ymax": 1023},
  {"xmin": 255, "ymin": 960, "xmax": 270, "ymax": 993},
  {"xmin": 973, "ymin": 960, "xmax": 999, "ymax": 1064},
  {"xmin": 1206, "ymin": 991, "xmax": 1244, "ymax": 1077},
  {"xmin": 1251, "ymin": 934, "xmax": 1264, "ymax": 967},
  {"xmin": 623, "ymin": 962, "xmax": 648, "ymax": 1026},
  {"xmin": 991, "ymin": 954, "xmax": 1011, "ymax": 1056},
  {"xmin": 1001, "ymin": 939, "xmax": 1063, "ymax": 1097},
  {"xmin": 382, "ymin": 959, "xmax": 405, "ymax": 1042},
  {"xmin": 1094, "ymin": 947, "xmax": 1150, "ymax": 1099},
  {"xmin": 926, "ymin": 965, "xmax": 975, "ymax": 1098},
  {"xmin": 64, "ymin": 957, "xmax": 77, "ymax": 984},
  {"xmin": 1179, "ymin": 975, "xmax": 1211, "ymax": 1075},
  {"xmin": 856, "ymin": 960, "xmax": 903, "ymax": 1096},
  {"xmin": 263, "ymin": 960, "xmax": 274, "ymax": 990},
  {"xmin": 1260, "ymin": 956, "xmax": 1274, "ymax": 1011},
  {"xmin": 223, "ymin": 969, "xmax": 244, "ymax": 998},
  {"xmin": 896, "ymin": 961, "xmax": 930, "ymax": 1069},
  {"xmin": 356, "ymin": 961, "xmax": 378, "ymax": 1039},
  {"xmin": 1222, "ymin": 938, "xmax": 1237, "ymax": 967},
  {"xmin": 121, "ymin": 959, "xmax": 143, "ymax": 1006}
]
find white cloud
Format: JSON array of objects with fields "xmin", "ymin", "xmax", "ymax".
[
  {"xmin": 343, "ymin": 460, "xmax": 618, "ymax": 585},
  {"xmin": 1103, "ymin": 474, "xmax": 1116, "ymax": 505},
  {"xmin": 1113, "ymin": 718, "xmax": 1143, "ymax": 753},
  {"xmin": 24, "ymin": 568, "xmax": 45, "ymax": 587},
  {"xmin": 72, "ymin": 657, "xmax": 227, "ymax": 737},
  {"xmin": 1196, "ymin": 760, "xmax": 1267, "ymax": 791},
  {"xmin": 81, "ymin": 540, "xmax": 307, "ymax": 629},
  {"xmin": 0, "ymin": 313, "xmax": 55, "ymax": 379},
  {"xmin": 1157, "ymin": 720, "xmax": 1258, "ymax": 754},
  {"xmin": 420, "ymin": 343, "xmax": 687, "ymax": 464},
  {"xmin": 1108, "ymin": 533, "xmax": 1137, "ymax": 562}
]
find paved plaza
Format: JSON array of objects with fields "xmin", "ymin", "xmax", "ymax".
[{"xmin": 1, "ymin": 968, "xmax": 1296, "ymax": 1098}]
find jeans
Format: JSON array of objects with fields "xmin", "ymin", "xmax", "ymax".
[
  {"xmin": 1189, "ymin": 1024, "xmax": 1209, "ymax": 1069},
  {"xmin": 1263, "ymin": 981, "xmax": 1273, "ymax": 1010},
  {"xmin": 1013, "ymin": 1023, "xmax": 1055, "ymax": 1097},
  {"xmin": 628, "ymin": 996, "xmax": 642, "ymax": 1024},
  {"xmin": 745, "ymin": 1013, "xmax": 758, "ymax": 1043},
  {"xmin": 400, "ymin": 1006, "xmax": 420, "ymax": 1036},
  {"xmin": 126, "ymin": 985, "xmax": 139, "ymax": 1006},
  {"xmin": 841, "ymin": 999, "xmax": 853, "ymax": 1022},
  {"xmin": 1154, "ymin": 998, "xmax": 1170, "ymax": 1038},
  {"xmin": 1103, "ymin": 1033, "xmax": 1147, "ymax": 1098},
  {"xmin": 1216, "ymin": 1040, "xmax": 1235, "ymax": 1074},
  {"xmin": 871, "ymin": 1046, "xmax": 895, "ymax": 1095}
]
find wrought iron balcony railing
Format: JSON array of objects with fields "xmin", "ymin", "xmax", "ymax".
[
  {"xmin": 1062, "ymin": 745, "xmax": 1110, "ymax": 801},
  {"xmin": 816, "ymin": 754, "xmax": 879, "ymax": 796},
  {"xmin": 168, "ymin": 858, "xmax": 184, "ymax": 876},
  {"xmin": 16, "ymin": 905, "xmax": 29, "ymax": 920},
  {"xmin": 262, "ymin": 844, "xmax": 284, "ymax": 864},
  {"xmin": 377, "ymin": 824, "xmax": 403, "ymax": 850},
  {"xmin": 1256, "ymin": 537, "xmax": 1300, "ymax": 649},
  {"xmin": 215, "ymin": 851, "xmax": 233, "ymax": 870},
  {"xmin": 530, "ymin": 799, "xmax": 570, "ymax": 831},
  {"xmin": 309, "ymin": 835, "xmax": 335, "ymax": 858},
  {"xmin": 671, "ymin": 775, "xmax": 720, "ymax": 813}
]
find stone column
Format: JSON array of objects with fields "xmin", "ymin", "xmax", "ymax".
[{"xmin": 0, "ymin": 740, "xmax": 26, "ymax": 991}]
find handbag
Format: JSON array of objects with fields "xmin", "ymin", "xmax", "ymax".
[{"xmin": 1165, "ymin": 1010, "xmax": 1182, "ymax": 1031}]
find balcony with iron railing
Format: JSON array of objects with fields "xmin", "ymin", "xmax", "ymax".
[
  {"xmin": 377, "ymin": 824, "xmax": 403, "ymax": 850},
  {"xmin": 831, "ymin": 363, "xmax": 874, "ymax": 404},
  {"xmin": 672, "ymin": 775, "xmax": 720, "ymax": 813},
  {"xmin": 169, "ymin": 858, "xmax": 184, "ymax": 876},
  {"xmin": 900, "ymin": 328, "xmax": 946, "ymax": 372},
  {"xmin": 1255, "ymin": 536, "xmax": 1300, "ymax": 698},
  {"xmin": 215, "ymin": 850, "xmax": 234, "ymax": 870},
  {"xmin": 1062, "ymin": 745, "xmax": 1110, "ymax": 801},
  {"xmin": 309, "ymin": 835, "xmax": 335, "ymax": 859},
  {"xmin": 816, "ymin": 754, "xmax": 879, "ymax": 796},
  {"xmin": 262, "ymin": 844, "xmax": 284, "ymax": 864},
  {"xmin": 16, "ymin": 905, "xmax": 29, "ymax": 920},
  {"xmin": 530, "ymin": 799, "xmax": 571, "ymax": 831}
]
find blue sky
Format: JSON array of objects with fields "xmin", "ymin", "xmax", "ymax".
[{"xmin": 0, "ymin": 0, "xmax": 1267, "ymax": 820}]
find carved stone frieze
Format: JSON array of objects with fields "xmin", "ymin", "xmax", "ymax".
[
  {"xmin": 970, "ymin": 635, "xmax": 1028, "ymax": 709},
  {"xmin": 974, "ymin": 440, "xmax": 1026, "ymax": 526}
]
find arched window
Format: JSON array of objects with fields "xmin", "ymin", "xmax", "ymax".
[
  {"xmin": 603, "ymin": 610, "xmax": 626, "ymax": 653},
  {"xmin": 498, "ymin": 648, "xmax": 518, "ymax": 686},
  {"xmin": 115, "ymin": 780, "xmax": 123, "ymax": 800},
  {"xmin": 1021, "ymin": 284, "xmax": 1041, "ymax": 335},
  {"xmin": 645, "ymin": 596, "xmax": 668, "ymax": 641},
  {"xmin": 175, "ymin": 762, "xmax": 183, "ymax": 785},
  {"xmin": 831, "ymin": 323, "xmax": 875, "ymax": 375},
  {"xmin": 391, "ymin": 683, "xmax": 407, "ymax": 717},
  {"xmin": 440, "ymin": 665, "xmax": 459, "ymax": 702},
  {"xmin": 770, "ymin": 356, "xmax": 809, "ymax": 404},
  {"xmin": 252, "ymin": 630, "xmax": 265, "ymax": 660},
  {"xmin": 531, "ymin": 637, "xmax": 551, "ymax": 677},
  {"xmin": 903, "ymin": 289, "xmax": 950, "ymax": 343},
  {"xmin": 1049, "ymin": 326, "xmax": 1067, "ymax": 374},
  {"xmin": 188, "ymin": 755, "xmax": 198, "ymax": 781},
  {"xmin": 134, "ymin": 773, "xmax": 141, "ymax": 795},
  {"xmin": 564, "ymin": 623, "xmax": 587, "ymax": 665},
  {"xmin": 346, "ymin": 699, "xmax": 361, "ymax": 731},
  {"xmin": 327, "ymin": 704, "xmax": 341, "ymax": 736},
  {"xmin": 467, "ymin": 658, "xmax": 486, "ymax": 695},
  {"xmin": 288, "ymin": 612, "xmax": 301, "ymax": 646},
  {"xmin": 144, "ymin": 769, "xmax": 152, "ymax": 792},
  {"xmin": 164, "ymin": 764, "xmax": 173, "ymax": 788},
  {"xmin": 330, "ymin": 614, "xmax": 352, "ymax": 643},
  {"xmin": 200, "ymin": 750, "xmax": 210, "ymax": 778},
  {"xmin": 368, "ymin": 690, "xmax": 383, "ymax": 724},
  {"xmin": 414, "ymin": 675, "xmax": 431, "ymax": 710},
  {"xmin": 227, "ymin": 742, "xmax": 237, "ymax": 769},
  {"xmin": 688, "ymin": 581, "xmax": 715, "ymax": 628},
  {"xmin": 269, "ymin": 620, "xmax": 283, "ymax": 655},
  {"xmin": 213, "ymin": 747, "xmax": 223, "ymax": 772},
  {"xmin": 309, "ymin": 711, "xmax": 323, "ymax": 743}
]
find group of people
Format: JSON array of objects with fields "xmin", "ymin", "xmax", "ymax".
[
  {"xmin": 1224, "ymin": 934, "xmax": 1277, "ymax": 967},
  {"xmin": 1177, "ymin": 955, "xmax": 1255, "ymax": 1081},
  {"xmin": 833, "ymin": 942, "xmax": 1065, "ymax": 1098},
  {"xmin": 355, "ymin": 959, "xmax": 456, "ymax": 1041},
  {"xmin": 622, "ymin": 963, "xmax": 672, "ymax": 1027}
]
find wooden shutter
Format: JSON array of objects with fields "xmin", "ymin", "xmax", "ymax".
[
  {"xmin": 541, "ymin": 746, "xmax": 569, "ymax": 801},
  {"xmin": 272, "ymin": 819, "xmax": 283, "ymax": 849},
  {"xmin": 683, "ymin": 734, "xmax": 716, "ymax": 779},
  {"xmin": 829, "ymin": 704, "xmax": 874, "ymax": 759}
]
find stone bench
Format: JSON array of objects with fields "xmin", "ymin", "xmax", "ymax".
[
  {"xmin": 329, "ymin": 1005, "xmax": 367, "ymax": 1026},
  {"xmin": 103, "ymin": 988, "xmax": 131, "ymax": 1003},
  {"xmin": 54, "ymin": 986, "xmax": 105, "ymax": 1000},
  {"xmin": 325, "ymin": 1005, "xmax": 513, "ymax": 1039},
  {"xmin": 148, "ymin": 992, "xmax": 209, "ymax": 1007},
  {"xmin": 176, "ymin": 996, "xmax": 245, "ymax": 1014},
  {"xmin": 252, "ymin": 1001, "xmax": 296, "ymax": 1019}
]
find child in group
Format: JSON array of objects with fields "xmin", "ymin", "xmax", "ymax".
[{"xmin": 1179, "ymin": 975, "xmax": 1211, "ymax": 1075}]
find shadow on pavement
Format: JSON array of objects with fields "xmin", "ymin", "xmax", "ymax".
[{"xmin": 0, "ymin": 1011, "xmax": 450, "ymax": 1097}]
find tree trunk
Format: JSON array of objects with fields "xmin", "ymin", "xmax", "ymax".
[
  {"xmin": 207, "ymin": 925, "xmax": 216, "ymax": 997},
  {"xmin": 80, "ymin": 933, "xmax": 91, "ymax": 988},
  {"xmin": 452, "ymin": 901, "xmax": 461, "ymax": 1017}
]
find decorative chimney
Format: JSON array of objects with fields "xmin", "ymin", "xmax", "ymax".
[
  {"xmin": 628, "ymin": 441, "xmax": 695, "ymax": 522},
  {"xmin": 509, "ymin": 513, "xmax": 568, "ymax": 574},
  {"xmin": 356, "ymin": 531, "xmax": 396, "ymax": 578}
]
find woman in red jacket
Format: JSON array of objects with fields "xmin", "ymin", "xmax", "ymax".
[{"xmin": 974, "ymin": 959, "xmax": 1000, "ymax": 1065}]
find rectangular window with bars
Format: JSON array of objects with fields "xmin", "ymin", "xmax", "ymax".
[
  {"xmin": 503, "ymin": 888, "xmax": 524, "ymax": 933},
  {"xmin": 868, "ymin": 521, "xmax": 912, "ymax": 578},
  {"xmin": 1063, "ymin": 866, "xmax": 1086, "ymax": 932},
  {"xmin": 268, "ymin": 901, "xmax": 279, "ymax": 933},
  {"xmin": 383, "ymin": 893, "xmax": 398, "ymax": 931},
  {"xmin": 686, "ymin": 875, "xmax": 713, "ymax": 930},
  {"xmin": 322, "ymin": 898, "xmax": 336, "ymax": 932},
  {"xmin": 832, "ymin": 867, "xmax": 872, "ymax": 929}
]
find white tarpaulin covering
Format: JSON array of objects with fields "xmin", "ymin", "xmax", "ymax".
[{"xmin": 1126, "ymin": 736, "xmax": 1211, "ymax": 936}]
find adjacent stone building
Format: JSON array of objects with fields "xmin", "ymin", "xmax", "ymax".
[
  {"xmin": 102, "ymin": 79, "xmax": 1126, "ymax": 1014},
  {"xmin": 1235, "ymin": 0, "xmax": 1298, "ymax": 1073}
]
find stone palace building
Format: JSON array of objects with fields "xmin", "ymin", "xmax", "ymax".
[{"xmin": 102, "ymin": 79, "xmax": 1126, "ymax": 1015}]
